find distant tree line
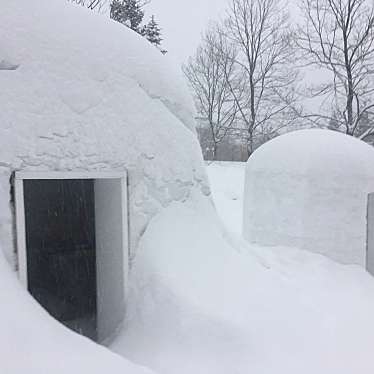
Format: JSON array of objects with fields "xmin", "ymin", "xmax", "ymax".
[
  {"xmin": 185, "ymin": 0, "xmax": 374, "ymax": 161},
  {"xmin": 67, "ymin": 0, "xmax": 165, "ymax": 52}
]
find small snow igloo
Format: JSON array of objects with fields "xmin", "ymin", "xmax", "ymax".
[
  {"xmin": 0, "ymin": 0, "xmax": 209, "ymax": 343},
  {"xmin": 243, "ymin": 129, "xmax": 374, "ymax": 266}
]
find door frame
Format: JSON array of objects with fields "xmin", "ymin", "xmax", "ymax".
[
  {"xmin": 367, "ymin": 193, "xmax": 374, "ymax": 275},
  {"xmin": 14, "ymin": 170, "xmax": 129, "ymax": 291}
]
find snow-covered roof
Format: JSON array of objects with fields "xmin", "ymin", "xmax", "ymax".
[{"xmin": 243, "ymin": 129, "xmax": 374, "ymax": 265}]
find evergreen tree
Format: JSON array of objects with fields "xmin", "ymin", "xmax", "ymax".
[
  {"xmin": 109, "ymin": 1, "xmax": 167, "ymax": 53},
  {"xmin": 142, "ymin": 15, "xmax": 162, "ymax": 47},
  {"xmin": 110, "ymin": 0, "xmax": 145, "ymax": 32}
]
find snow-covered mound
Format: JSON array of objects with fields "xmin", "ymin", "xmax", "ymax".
[
  {"xmin": 243, "ymin": 129, "xmax": 374, "ymax": 265},
  {"xmin": 3, "ymin": 2, "xmax": 374, "ymax": 374},
  {"xmin": 111, "ymin": 200, "xmax": 374, "ymax": 374},
  {"xmin": 0, "ymin": 0, "xmax": 209, "ymax": 264}
]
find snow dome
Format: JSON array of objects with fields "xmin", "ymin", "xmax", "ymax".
[
  {"xmin": 0, "ymin": 0, "xmax": 209, "ymax": 261},
  {"xmin": 243, "ymin": 129, "xmax": 374, "ymax": 266},
  {"xmin": 0, "ymin": 0, "xmax": 209, "ymax": 344}
]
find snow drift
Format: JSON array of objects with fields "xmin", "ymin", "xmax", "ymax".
[
  {"xmin": 0, "ymin": 247, "xmax": 156, "ymax": 374},
  {"xmin": 112, "ymin": 198, "xmax": 374, "ymax": 374},
  {"xmin": 243, "ymin": 129, "xmax": 374, "ymax": 265}
]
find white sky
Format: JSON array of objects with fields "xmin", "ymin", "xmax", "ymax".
[
  {"xmin": 143, "ymin": 0, "xmax": 324, "ymax": 112},
  {"xmin": 147, "ymin": 0, "xmax": 228, "ymax": 65}
]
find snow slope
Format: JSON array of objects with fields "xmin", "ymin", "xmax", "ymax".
[
  {"xmin": 0, "ymin": 248, "xmax": 156, "ymax": 374},
  {"xmin": 112, "ymin": 196, "xmax": 374, "ymax": 374}
]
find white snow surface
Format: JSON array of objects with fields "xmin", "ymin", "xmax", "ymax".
[
  {"xmin": 243, "ymin": 129, "xmax": 374, "ymax": 265},
  {"xmin": 112, "ymin": 194, "xmax": 374, "ymax": 374},
  {"xmin": 1, "ymin": 152, "xmax": 374, "ymax": 373},
  {"xmin": 0, "ymin": 248, "xmax": 156, "ymax": 374},
  {"xmin": 206, "ymin": 161, "xmax": 246, "ymax": 235},
  {"xmin": 2, "ymin": 2, "xmax": 374, "ymax": 373},
  {"xmin": 0, "ymin": 0, "xmax": 209, "ymax": 263}
]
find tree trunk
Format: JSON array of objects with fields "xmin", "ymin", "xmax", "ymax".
[{"xmin": 343, "ymin": 28, "xmax": 354, "ymax": 135}]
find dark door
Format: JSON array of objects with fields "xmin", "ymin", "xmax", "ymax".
[{"xmin": 23, "ymin": 179, "xmax": 97, "ymax": 341}]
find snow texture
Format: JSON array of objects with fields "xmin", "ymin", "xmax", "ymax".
[
  {"xmin": 111, "ymin": 195, "xmax": 374, "ymax": 374},
  {"xmin": 0, "ymin": 247, "xmax": 157, "ymax": 374},
  {"xmin": 243, "ymin": 129, "xmax": 374, "ymax": 265},
  {"xmin": 2, "ymin": 2, "xmax": 374, "ymax": 373},
  {"xmin": 206, "ymin": 161, "xmax": 246, "ymax": 235},
  {"xmin": 0, "ymin": 0, "xmax": 209, "ymax": 264}
]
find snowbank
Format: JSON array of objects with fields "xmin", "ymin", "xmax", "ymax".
[
  {"xmin": 243, "ymin": 129, "xmax": 374, "ymax": 265},
  {"xmin": 111, "ymin": 198, "xmax": 374, "ymax": 374},
  {"xmin": 0, "ymin": 248, "xmax": 156, "ymax": 374},
  {"xmin": 0, "ymin": 0, "xmax": 209, "ymax": 263}
]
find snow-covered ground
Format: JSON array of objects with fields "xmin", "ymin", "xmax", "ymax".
[
  {"xmin": 4, "ymin": 159, "xmax": 373, "ymax": 374},
  {"xmin": 111, "ymin": 161, "xmax": 374, "ymax": 374},
  {"xmin": 1, "ymin": 153, "xmax": 374, "ymax": 374},
  {"xmin": 0, "ymin": 249, "xmax": 155, "ymax": 374},
  {"xmin": 2, "ymin": 1, "xmax": 374, "ymax": 372},
  {"xmin": 206, "ymin": 161, "xmax": 246, "ymax": 235}
]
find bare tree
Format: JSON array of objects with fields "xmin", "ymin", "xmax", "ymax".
[
  {"xmin": 222, "ymin": 0, "xmax": 297, "ymax": 155},
  {"xmin": 297, "ymin": 0, "xmax": 374, "ymax": 140},
  {"xmin": 67, "ymin": 0, "xmax": 110, "ymax": 14},
  {"xmin": 183, "ymin": 26, "xmax": 239, "ymax": 160}
]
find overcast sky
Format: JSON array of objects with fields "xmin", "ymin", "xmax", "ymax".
[
  {"xmin": 147, "ymin": 0, "xmax": 228, "ymax": 65},
  {"xmin": 145, "ymin": 1, "xmax": 325, "ymax": 112}
]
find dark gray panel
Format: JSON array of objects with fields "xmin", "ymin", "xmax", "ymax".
[
  {"xmin": 24, "ymin": 179, "xmax": 97, "ymax": 341},
  {"xmin": 367, "ymin": 193, "xmax": 374, "ymax": 276}
]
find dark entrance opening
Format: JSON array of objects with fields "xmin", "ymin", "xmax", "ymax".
[{"xmin": 23, "ymin": 179, "xmax": 97, "ymax": 341}]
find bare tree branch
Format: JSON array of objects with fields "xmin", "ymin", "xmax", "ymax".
[
  {"xmin": 296, "ymin": 0, "xmax": 374, "ymax": 138},
  {"xmin": 183, "ymin": 25, "xmax": 239, "ymax": 160},
  {"xmin": 222, "ymin": 0, "xmax": 298, "ymax": 155}
]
